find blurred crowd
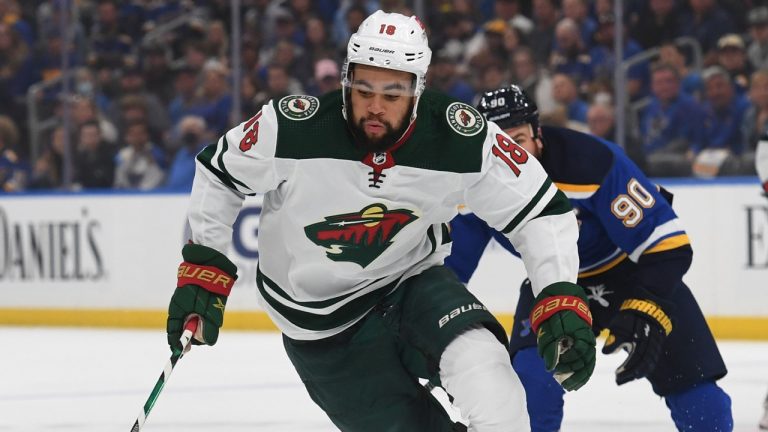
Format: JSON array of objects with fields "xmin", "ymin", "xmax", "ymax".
[{"xmin": 1, "ymin": 0, "xmax": 767, "ymax": 192}]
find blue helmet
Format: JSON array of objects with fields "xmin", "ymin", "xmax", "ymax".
[{"xmin": 476, "ymin": 85, "xmax": 540, "ymax": 137}]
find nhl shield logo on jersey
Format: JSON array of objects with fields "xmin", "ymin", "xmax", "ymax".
[
  {"xmin": 278, "ymin": 95, "xmax": 320, "ymax": 120},
  {"xmin": 446, "ymin": 102, "xmax": 484, "ymax": 136},
  {"xmin": 304, "ymin": 204, "xmax": 417, "ymax": 267}
]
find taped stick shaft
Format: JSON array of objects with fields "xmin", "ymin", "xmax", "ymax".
[{"xmin": 130, "ymin": 317, "xmax": 199, "ymax": 431}]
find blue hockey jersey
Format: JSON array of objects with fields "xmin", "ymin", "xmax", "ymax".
[{"xmin": 447, "ymin": 126, "xmax": 689, "ymax": 284}]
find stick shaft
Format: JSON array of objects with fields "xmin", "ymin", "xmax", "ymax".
[{"xmin": 131, "ymin": 317, "xmax": 199, "ymax": 431}]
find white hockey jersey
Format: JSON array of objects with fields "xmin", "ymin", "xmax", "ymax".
[{"xmin": 187, "ymin": 90, "xmax": 579, "ymax": 340}]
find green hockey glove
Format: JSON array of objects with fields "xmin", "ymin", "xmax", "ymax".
[
  {"xmin": 602, "ymin": 298, "xmax": 672, "ymax": 385},
  {"xmin": 530, "ymin": 282, "xmax": 596, "ymax": 391},
  {"xmin": 167, "ymin": 243, "xmax": 238, "ymax": 355}
]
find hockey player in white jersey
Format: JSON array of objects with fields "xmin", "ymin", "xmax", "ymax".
[{"xmin": 165, "ymin": 10, "xmax": 595, "ymax": 431}]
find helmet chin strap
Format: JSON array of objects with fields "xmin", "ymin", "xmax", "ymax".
[{"xmin": 532, "ymin": 125, "xmax": 541, "ymax": 140}]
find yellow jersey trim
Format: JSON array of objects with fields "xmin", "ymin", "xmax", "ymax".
[
  {"xmin": 554, "ymin": 182, "xmax": 601, "ymax": 193},
  {"xmin": 643, "ymin": 234, "xmax": 691, "ymax": 254},
  {"xmin": 578, "ymin": 253, "xmax": 628, "ymax": 278}
]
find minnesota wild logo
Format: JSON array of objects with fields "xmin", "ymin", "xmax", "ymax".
[
  {"xmin": 304, "ymin": 204, "xmax": 417, "ymax": 267},
  {"xmin": 446, "ymin": 102, "xmax": 484, "ymax": 136},
  {"xmin": 278, "ymin": 95, "xmax": 319, "ymax": 120}
]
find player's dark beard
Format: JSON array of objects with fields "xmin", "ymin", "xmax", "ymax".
[{"xmin": 347, "ymin": 109, "xmax": 411, "ymax": 153}]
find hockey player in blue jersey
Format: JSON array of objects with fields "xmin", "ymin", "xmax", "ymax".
[{"xmin": 445, "ymin": 85, "xmax": 733, "ymax": 431}]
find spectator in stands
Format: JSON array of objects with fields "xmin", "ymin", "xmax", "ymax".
[
  {"xmin": 182, "ymin": 41, "xmax": 208, "ymax": 74},
  {"xmin": 427, "ymin": 53, "xmax": 475, "ymax": 104},
  {"xmin": 243, "ymin": 1, "xmax": 271, "ymax": 40},
  {"xmin": 562, "ymin": 0, "xmax": 596, "ymax": 48},
  {"xmin": 747, "ymin": 6, "xmax": 768, "ymax": 71},
  {"xmin": 202, "ymin": 20, "xmax": 229, "ymax": 64},
  {"xmin": 287, "ymin": 0, "xmax": 316, "ymax": 24},
  {"xmin": 70, "ymin": 95, "xmax": 118, "ymax": 146},
  {"xmin": 36, "ymin": 27, "xmax": 81, "ymax": 85},
  {"xmin": 740, "ymin": 69, "xmax": 768, "ymax": 170},
  {"xmin": 184, "ymin": 62, "xmax": 233, "ymax": 137},
  {"xmin": 0, "ymin": 114, "xmax": 26, "ymax": 192},
  {"xmin": 0, "ymin": 0, "xmax": 33, "ymax": 45},
  {"xmin": 108, "ymin": 60, "xmax": 170, "ymax": 141},
  {"xmin": 629, "ymin": 0, "xmax": 681, "ymax": 50},
  {"xmin": 141, "ymin": 44, "xmax": 175, "ymax": 105},
  {"xmin": 639, "ymin": 62, "xmax": 704, "ymax": 177},
  {"xmin": 0, "ymin": 22, "xmax": 39, "ymax": 100},
  {"xmin": 29, "ymin": 126, "xmax": 66, "ymax": 189},
  {"xmin": 429, "ymin": 11, "xmax": 476, "ymax": 65},
  {"xmin": 254, "ymin": 63, "xmax": 303, "ymax": 108},
  {"xmin": 73, "ymin": 66, "xmax": 110, "ymax": 111},
  {"xmin": 466, "ymin": 19, "xmax": 522, "ymax": 73},
  {"xmin": 264, "ymin": 38, "xmax": 312, "ymax": 88},
  {"xmin": 331, "ymin": 3, "xmax": 373, "ymax": 51},
  {"xmin": 592, "ymin": 0, "xmax": 614, "ymax": 18},
  {"xmin": 657, "ymin": 42, "xmax": 703, "ymax": 97},
  {"xmin": 163, "ymin": 115, "xmax": 208, "ymax": 192},
  {"xmin": 114, "ymin": 120, "xmax": 165, "ymax": 190},
  {"xmin": 473, "ymin": 63, "xmax": 508, "ymax": 100},
  {"xmin": 586, "ymin": 102, "xmax": 615, "ymax": 140},
  {"xmin": 168, "ymin": 63, "xmax": 200, "ymax": 127},
  {"xmin": 240, "ymin": 36, "xmax": 262, "ymax": 78},
  {"xmin": 118, "ymin": 0, "xmax": 156, "ymax": 39},
  {"xmin": 551, "ymin": 72, "xmax": 589, "ymax": 129},
  {"xmin": 549, "ymin": 18, "xmax": 593, "ymax": 95},
  {"xmin": 74, "ymin": 120, "xmax": 114, "ymax": 189},
  {"xmin": 529, "ymin": 0, "xmax": 560, "ymax": 66},
  {"xmin": 89, "ymin": 54, "xmax": 122, "ymax": 105},
  {"xmin": 380, "ymin": 0, "xmax": 411, "ymax": 14},
  {"xmin": 589, "ymin": 12, "xmax": 649, "ymax": 101},
  {"xmin": 89, "ymin": 0, "xmax": 134, "ymax": 65},
  {"xmin": 511, "ymin": 46, "xmax": 557, "ymax": 117},
  {"xmin": 493, "ymin": 0, "xmax": 533, "ymax": 36},
  {"xmin": 117, "ymin": 94, "xmax": 168, "ymax": 149},
  {"xmin": 240, "ymin": 72, "xmax": 261, "ymax": 120},
  {"xmin": 35, "ymin": 0, "xmax": 87, "ymax": 60},
  {"xmin": 715, "ymin": 34, "xmax": 751, "ymax": 97},
  {"xmin": 274, "ymin": 4, "xmax": 308, "ymax": 46},
  {"xmin": 308, "ymin": 58, "xmax": 341, "ymax": 96},
  {"xmin": 693, "ymin": 65, "xmax": 751, "ymax": 177},
  {"xmin": 304, "ymin": 16, "xmax": 336, "ymax": 63},
  {"xmin": 678, "ymin": 0, "xmax": 736, "ymax": 56}
]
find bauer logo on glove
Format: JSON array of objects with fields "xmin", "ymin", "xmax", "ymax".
[{"xmin": 530, "ymin": 282, "xmax": 597, "ymax": 392}]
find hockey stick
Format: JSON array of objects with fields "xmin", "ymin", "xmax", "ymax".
[{"xmin": 130, "ymin": 316, "xmax": 199, "ymax": 432}]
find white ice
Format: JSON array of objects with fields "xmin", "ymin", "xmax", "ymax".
[{"xmin": 1, "ymin": 327, "xmax": 766, "ymax": 431}]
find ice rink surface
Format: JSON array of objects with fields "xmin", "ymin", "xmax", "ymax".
[{"xmin": 1, "ymin": 327, "xmax": 766, "ymax": 432}]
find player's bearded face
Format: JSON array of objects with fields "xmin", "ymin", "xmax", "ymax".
[
  {"xmin": 503, "ymin": 124, "xmax": 543, "ymax": 159},
  {"xmin": 346, "ymin": 65, "xmax": 415, "ymax": 152}
]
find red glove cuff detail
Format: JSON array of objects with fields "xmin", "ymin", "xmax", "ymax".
[
  {"xmin": 177, "ymin": 262, "xmax": 234, "ymax": 296},
  {"xmin": 530, "ymin": 295, "xmax": 592, "ymax": 333}
]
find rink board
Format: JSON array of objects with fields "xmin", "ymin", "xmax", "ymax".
[{"xmin": 1, "ymin": 179, "xmax": 766, "ymax": 339}]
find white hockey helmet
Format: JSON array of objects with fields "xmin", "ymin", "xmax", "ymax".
[{"xmin": 341, "ymin": 10, "xmax": 432, "ymax": 121}]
